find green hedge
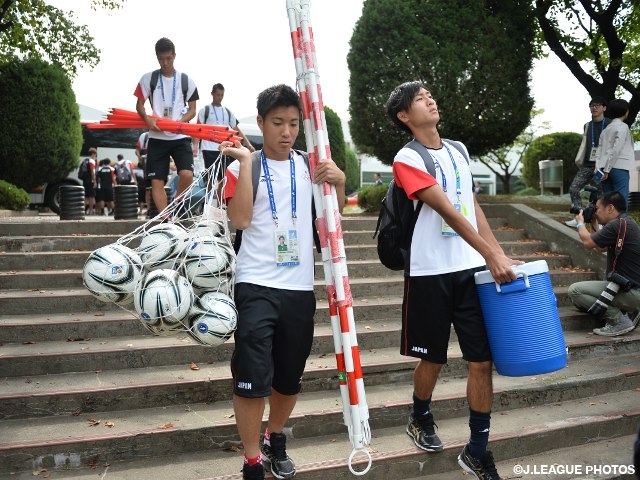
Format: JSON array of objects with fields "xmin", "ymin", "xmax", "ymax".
[
  {"xmin": 0, "ymin": 179, "xmax": 30, "ymax": 210},
  {"xmin": 357, "ymin": 184, "xmax": 387, "ymax": 212}
]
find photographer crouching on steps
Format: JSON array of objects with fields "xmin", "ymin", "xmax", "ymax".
[{"xmin": 568, "ymin": 191, "xmax": 640, "ymax": 336}]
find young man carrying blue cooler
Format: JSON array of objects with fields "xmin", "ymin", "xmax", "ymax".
[{"xmin": 385, "ymin": 81, "xmax": 522, "ymax": 480}]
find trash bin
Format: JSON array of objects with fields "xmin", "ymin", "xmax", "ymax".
[
  {"xmin": 539, "ymin": 159, "xmax": 564, "ymax": 195},
  {"xmin": 59, "ymin": 185, "xmax": 85, "ymax": 220}
]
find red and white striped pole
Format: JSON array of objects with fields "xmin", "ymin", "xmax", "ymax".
[{"xmin": 286, "ymin": 1, "xmax": 371, "ymax": 475}]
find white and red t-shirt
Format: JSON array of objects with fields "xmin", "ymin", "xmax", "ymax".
[
  {"xmin": 393, "ymin": 142, "xmax": 485, "ymax": 276},
  {"xmin": 197, "ymin": 104, "xmax": 238, "ymax": 152},
  {"xmin": 225, "ymin": 151, "xmax": 314, "ymax": 290},
  {"xmin": 133, "ymin": 70, "xmax": 198, "ymax": 141}
]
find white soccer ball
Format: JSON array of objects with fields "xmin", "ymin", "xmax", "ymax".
[
  {"xmin": 182, "ymin": 233, "xmax": 234, "ymax": 290},
  {"xmin": 188, "ymin": 292, "xmax": 238, "ymax": 346},
  {"xmin": 134, "ymin": 269, "xmax": 194, "ymax": 334},
  {"xmin": 82, "ymin": 244, "xmax": 144, "ymax": 305},
  {"xmin": 192, "ymin": 219, "xmax": 226, "ymax": 238},
  {"xmin": 137, "ymin": 223, "xmax": 188, "ymax": 270}
]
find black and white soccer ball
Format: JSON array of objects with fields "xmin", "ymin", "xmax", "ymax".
[
  {"xmin": 137, "ymin": 223, "xmax": 188, "ymax": 270},
  {"xmin": 188, "ymin": 291, "xmax": 238, "ymax": 346},
  {"xmin": 134, "ymin": 268, "xmax": 194, "ymax": 334},
  {"xmin": 82, "ymin": 243, "xmax": 144, "ymax": 305},
  {"xmin": 181, "ymin": 232, "xmax": 234, "ymax": 290}
]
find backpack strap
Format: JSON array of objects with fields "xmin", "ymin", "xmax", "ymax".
[
  {"xmin": 204, "ymin": 105, "xmax": 210, "ymax": 124},
  {"xmin": 149, "ymin": 70, "xmax": 189, "ymax": 110}
]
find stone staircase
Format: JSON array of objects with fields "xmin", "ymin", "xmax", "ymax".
[{"xmin": 0, "ymin": 209, "xmax": 638, "ymax": 480}]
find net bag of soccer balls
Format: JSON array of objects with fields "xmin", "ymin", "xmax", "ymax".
[{"xmin": 82, "ymin": 163, "xmax": 237, "ymax": 347}]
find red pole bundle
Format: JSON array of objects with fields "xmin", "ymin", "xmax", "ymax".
[{"xmin": 86, "ymin": 108, "xmax": 243, "ymax": 144}]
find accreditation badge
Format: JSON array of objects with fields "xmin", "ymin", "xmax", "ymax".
[
  {"xmin": 590, "ymin": 147, "xmax": 598, "ymax": 160},
  {"xmin": 163, "ymin": 106, "xmax": 173, "ymax": 118},
  {"xmin": 274, "ymin": 227, "xmax": 300, "ymax": 266},
  {"xmin": 441, "ymin": 203, "xmax": 463, "ymax": 237}
]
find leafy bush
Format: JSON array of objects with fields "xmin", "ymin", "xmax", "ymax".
[
  {"xmin": 520, "ymin": 132, "xmax": 582, "ymax": 192},
  {"xmin": 357, "ymin": 184, "xmax": 387, "ymax": 212},
  {"xmin": 515, "ymin": 187, "xmax": 540, "ymax": 196},
  {"xmin": 344, "ymin": 147, "xmax": 360, "ymax": 194},
  {"xmin": 0, "ymin": 57, "xmax": 82, "ymax": 190},
  {"xmin": 0, "ymin": 179, "xmax": 30, "ymax": 210}
]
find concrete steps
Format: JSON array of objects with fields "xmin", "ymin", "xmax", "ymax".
[{"xmin": 1, "ymin": 207, "xmax": 635, "ymax": 479}]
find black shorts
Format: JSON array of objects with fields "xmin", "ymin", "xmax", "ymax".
[
  {"xmin": 231, "ymin": 283, "xmax": 316, "ymax": 398},
  {"xmin": 83, "ymin": 180, "xmax": 95, "ymax": 198},
  {"xmin": 95, "ymin": 188, "xmax": 114, "ymax": 202},
  {"xmin": 202, "ymin": 150, "xmax": 230, "ymax": 183},
  {"xmin": 401, "ymin": 267, "xmax": 492, "ymax": 364},
  {"xmin": 147, "ymin": 137, "xmax": 193, "ymax": 182}
]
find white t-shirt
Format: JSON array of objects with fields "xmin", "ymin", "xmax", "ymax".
[
  {"xmin": 393, "ymin": 143, "xmax": 485, "ymax": 276},
  {"xmin": 225, "ymin": 151, "xmax": 314, "ymax": 290},
  {"xmin": 134, "ymin": 70, "xmax": 198, "ymax": 140},
  {"xmin": 197, "ymin": 104, "xmax": 238, "ymax": 152}
]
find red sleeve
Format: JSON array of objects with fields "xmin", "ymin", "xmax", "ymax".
[
  {"xmin": 133, "ymin": 83, "xmax": 145, "ymax": 102},
  {"xmin": 393, "ymin": 161, "xmax": 437, "ymax": 200},
  {"xmin": 224, "ymin": 170, "xmax": 238, "ymax": 201}
]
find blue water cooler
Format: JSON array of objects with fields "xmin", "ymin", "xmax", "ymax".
[{"xmin": 474, "ymin": 260, "xmax": 567, "ymax": 376}]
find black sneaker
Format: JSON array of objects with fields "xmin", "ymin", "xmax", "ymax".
[
  {"xmin": 242, "ymin": 461, "xmax": 265, "ymax": 480},
  {"xmin": 261, "ymin": 432, "xmax": 296, "ymax": 479},
  {"xmin": 406, "ymin": 413, "xmax": 444, "ymax": 452},
  {"xmin": 458, "ymin": 444, "xmax": 502, "ymax": 480}
]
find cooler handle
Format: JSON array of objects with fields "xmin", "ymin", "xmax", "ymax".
[{"xmin": 495, "ymin": 269, "xmax": 530, "ymax": 294}]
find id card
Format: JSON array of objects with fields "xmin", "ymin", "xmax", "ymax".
[
  {"xmin": 275, "ymin": 228, "xmax": 300, "ymax": 266},
  {"xmin": 441, "ymin": 203, "xmax": 462, "ymax": 237},
  {"xmin": 163, "ymin": 106, "xmax": 173, "ymax": 118},
  {"xmin": 590, "ymin": 147, "xmax": 598, "ymax": 160}
]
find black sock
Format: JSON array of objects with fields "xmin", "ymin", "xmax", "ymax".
[
  {"xmin": 468, "ymin": 408, "xmax": 491, "ymax": 459},
  {"xmin": 412, "ymin": 393, "xmax": 432, "ymax": 417}
]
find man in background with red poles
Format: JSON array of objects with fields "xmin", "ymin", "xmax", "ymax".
[{"xmin": 133, "ymin": 37, "xmax": 199, "ymax": 214}]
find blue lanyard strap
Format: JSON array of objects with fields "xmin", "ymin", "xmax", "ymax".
[
  {"xmin": 443, "ymin": 143, "xmax": 462, "ymax": 198},
  {"xmin": 591, "ymin": 118, "xmax": 606, "ymax": 148},
  {"xmin": 159, "ymin": 71, "xmax": 176, "ymax": 106},
  {"xmin": 260, "ymin": 150, "xmax": 297, "ymax": 227}
]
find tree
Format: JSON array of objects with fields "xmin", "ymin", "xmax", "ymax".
[
  {"xmin": 0, "ymin": 0, "xmax": 125, "ymax": 78},
  {"xmin": 344, "ymin": 147, "xmax": 360, "ymax": 194},
  {"xmin": 520, "ymin": 132, "xmax": 582, "ymax": 192},
  {"xmin": 0, "ymin": 57, "xmax": 82, "ymax": 189},
  {"xmin": 293, "ymin": 106, "xmax": 348, "ymax": 171},
  {"xmin": 534, "ymin": 0, "xmax": 640, "ymax": 131},
  {"xmin": 348, "ymin": 0, "xmax": 536, "ymax": 164},
  {"xmin": 476, "ymin": 110, "xmax": 550, "ymax": 194}
]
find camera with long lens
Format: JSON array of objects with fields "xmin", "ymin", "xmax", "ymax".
[
  {"xmin": 569, "ymin": 185, "xmax": 599, "ymax": 223},
  {"xmin": 587, "ymin": 272, "xmax": 634, "ymax": 317}
]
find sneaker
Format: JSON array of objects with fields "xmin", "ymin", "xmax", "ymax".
[
  {"xmin": 564, "ymin": 219, "xmax": 578, "ymax": 227},
  {"xmin": 406, "ymin": 413, "xmax": 444, "ymax": 452},
  {"xmin": 458, "ymin": 444, "xmax": 502, "ymax": 480},
  {"xmin": 627, "ymin": 310, "xmax": 640, "ymax": 330},
  {"xmin": 593, "ymin": 315, "xmax": 635, "ymax": 336},
  {"xmin": 261, "ymin": 432, "xmax": 296, "ymax": 479},
  {"xmin": 242, "ymin": 462, "xmax": 265, "ymax": 480}
]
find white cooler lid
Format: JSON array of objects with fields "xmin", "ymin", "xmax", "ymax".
[{"xmin": 474, "ymin": 259, "xmax": 549, "ymax": 285}]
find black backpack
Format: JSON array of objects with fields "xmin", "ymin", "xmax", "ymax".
[
  {"xmin": 115, "ymin": 162, "xmax": 132, "ymax": 184},
  {"xmin": 78, "ymin": 158, "xmax": 91, "ymax": 180},
  {"xmin": 204, "ymin": 105, "xmax": 234, "ymax": 126},
  {"xmin": 232, "ymin": 150, "xmax": 321, "ymax": 254},
  {"xmin": 373, "ymin": 139, "xmax": 469, "ymax": 272}
]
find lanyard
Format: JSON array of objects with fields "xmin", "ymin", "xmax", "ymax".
[
  {"xmin": 261, "ymin": 150, "xmax": 296, "ymax": 227},
  {"xmin": 159, "ymin": 71, "xmax": 176, "ymax": 106},
  {"xmin": 211, "ymin": 105, "xmax": 226, "ymax": 124},
  {"xmin": 443, "ymin": 143, "xmax": 462, "ymax": 200},
  {"xmin": 591, "ymin": 118, "xmax": 606, "ymax": 148}
]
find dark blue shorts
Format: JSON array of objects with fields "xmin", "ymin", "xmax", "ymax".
[
  {"xmin": 401, "ymin": 266, "xmax": 492, "ymax": 364},
  {"xmin": 231, "ymin": 283, "xmax": 316, "ymax": 398}
]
